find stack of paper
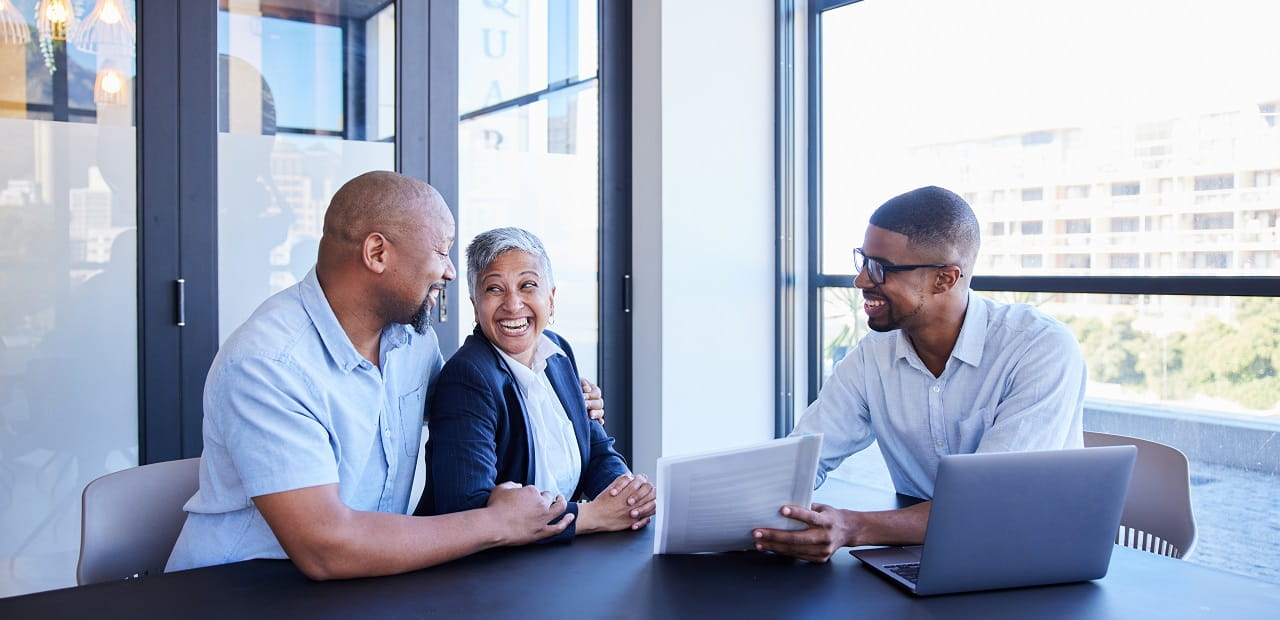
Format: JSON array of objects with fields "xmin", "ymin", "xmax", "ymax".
[{"xmin": 653, "ymin": 434, "xmax": 823, "ymax": 554}]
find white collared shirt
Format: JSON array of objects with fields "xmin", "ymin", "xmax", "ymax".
[
  {"xmin": 496, "ymin": 335, "xmax": 582, "ymax": 499},
  {"xmin": 792, "ymin": 290, "xmax": 1086, "ymax": 499}
]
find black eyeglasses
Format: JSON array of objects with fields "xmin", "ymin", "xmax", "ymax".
[{"xmin": 853, "ymin": 248, "xmax": 949, "ymax": 285}]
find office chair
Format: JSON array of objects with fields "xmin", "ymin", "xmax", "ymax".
[
  {"xmin": 1084, "ymin": 431, "xmax": 1197, "ymax": 559},
  {"xmin": 77, "ymin": 457, "xmax": 200, "ymax": 585}
]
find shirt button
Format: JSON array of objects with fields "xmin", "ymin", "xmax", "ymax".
[
  {"xmin": 931, "ymin": 384, "xmax": 941, "ymax": 393},
  {"xmin": 936, "ymin": 440, "xmax": 944, "ymax": 447}
]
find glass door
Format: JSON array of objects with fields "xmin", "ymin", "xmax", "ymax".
[
  {"xmin": 216, "ymin": 0, "xmax": 396, "ymax": 339},
  {"xmin": 0, "ymin": 0, "xmax": 138, "ymax": 596}
]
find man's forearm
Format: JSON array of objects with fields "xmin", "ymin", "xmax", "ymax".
[
  {"xmin": 845, "ymin": 500, "xmax": 932, "ymax": 548},
  {"xmin": 284, "ymin": 507, "xmax": 508, "ymax": 580}
]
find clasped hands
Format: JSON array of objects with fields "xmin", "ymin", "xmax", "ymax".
[
  {"xmin": 578, "ymin": 473, "xmax": 657, "ymax": 534},
  {"xmin": 486, "ymin": 473, "xmax": 656, "ymax": 543}
]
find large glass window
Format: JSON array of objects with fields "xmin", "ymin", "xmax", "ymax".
[
  {"xmin": 811, "ymin": 0, "xmax": 1280, "ymax": 584},
  {"xmin": 457, "ymin": 0, "xmax": 600, "ymax": 381},
  {"xmin": 0, "ymin": 0, "xmax": 138, "ymax": 595},
  {"xmin": 216, "ymin": 0, "xmax": 395, "ymax": 339}
]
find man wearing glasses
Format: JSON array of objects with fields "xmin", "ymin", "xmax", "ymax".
[{"xmin": 752, "ymin": 186, "xmax": 1086, "ymax": 562}]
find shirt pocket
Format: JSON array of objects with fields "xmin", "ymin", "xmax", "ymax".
[{"xmin": 398, "ymin": 383, "xmax": 427, "ymax": 458}]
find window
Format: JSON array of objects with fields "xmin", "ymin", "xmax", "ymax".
[
  {"xmin": 457, "ymin": 0, "xmax": 602, "ymax": 382},
  {"xmin": 1192, "ymin": 252, "xmax": 1231, "ymax": 269},
  {"xmin": 1061, "ymin": 184, "xmax": 1090, "ymax": 200},
  {"xmin": 1259, "ymin": 102, "xmax": 1277, "ymax": 128},
  {"xmin": 1057, "ymin": 254, "xmax": 1091, "ymax": 269},
  {"xmin": 1110, "ymin": 217, "xmax": 1139, "ymax": 233},
  {"xmin": 1063, "ymin": 218, "xmax": 1091, "ymax": 234},
  {"xmin": 1193, "ymin": 213, "xmax": 1234, "ymax": 229},
  {"xmin": 811, "ymin": 0, "xmax": 1280, "ymax": 585},
  {"xmin": 1194, "ymin": 174, "xmax": 1235, "ymax": 191},
  {"xmin": 1, "ymin": 0, "xmax": 139, "ymax": 596},
  {"xmin": 1109, "ymin": 253, "xmax": 1140, "ymax": 269},
  {"xmin": 216, "ymin": 2, "xmax": 396, "ymax": 338},
  {"xmin": 1111, "ymin": 181, "xmax": 1141, "ymax": 196},
  {"xmin": 990, "ymin": 221, "xmax": 1005, "ymax": 236}
]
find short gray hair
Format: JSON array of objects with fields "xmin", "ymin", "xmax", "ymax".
[{"xmin": 466, "ymin": 227, "xmax": 556, "ymax": 297}]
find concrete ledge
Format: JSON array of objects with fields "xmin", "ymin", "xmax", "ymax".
[{"xmin": 1084, "ymin": 398, "xmax": 1280, "ymax": 475}]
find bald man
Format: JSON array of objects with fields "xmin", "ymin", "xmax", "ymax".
[
  {"xmin": 168, "ymin": 172, "xmax": 577, "ymax": 579},
  {"xmin": 753, "ymin": 186, "xmax": 1086, "ymax": 562}
]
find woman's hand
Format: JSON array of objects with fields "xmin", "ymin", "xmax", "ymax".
[{"xmin": 577, "ymin": 473, "xmax": 657, "ymax": 534}]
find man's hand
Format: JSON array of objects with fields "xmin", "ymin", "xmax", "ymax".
[
  {"xmin": 484, "ymin": 482, "xmax": 574, "ymax": 545},
  {"xmin": 751, "ymin": 503, "xmax": 854, "ymax": 563},
  {"xmin": 581, "ymin": 378, "xmax": 605, "ymax": 425},
  {"xmin": 578, "ymin": 473, "xmax": 656, "ymax": 534},
  {"xmin": 753, "ymin": 501, "xmax": 931, "ymax": 562}
]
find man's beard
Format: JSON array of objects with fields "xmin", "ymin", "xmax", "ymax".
[
  {"xmin": 409, "ymin": 299, "xmax": 432, "ymax": 335},
  {"xmin": 407, "ymin": 283, "xmax": 446, "ymax": 335}
]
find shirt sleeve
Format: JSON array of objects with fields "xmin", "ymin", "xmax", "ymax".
[
  {"xmin": 210, "ymin": 355, "xmax": 340, "ymax": 499},
  {"xmin": 976, "ymin": 321, "xmax": 1087, "ymax": 453},
  {"xmin": 790, "ymin": 344, "xmax": 876, "ymax": 488}
]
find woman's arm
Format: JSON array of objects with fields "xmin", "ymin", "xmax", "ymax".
[{"xmin": 418, "ymin": 361, "xmax": 504, "ymax": 516}]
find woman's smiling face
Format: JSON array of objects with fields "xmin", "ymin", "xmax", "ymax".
[{"xmin": 473, "ymin": 250, "xmax": 556, "ymax": 367}]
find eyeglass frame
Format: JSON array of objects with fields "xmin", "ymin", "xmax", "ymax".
[{"xmin": 853, "ymin": 248, "xmax": 956, "ymax": 285}]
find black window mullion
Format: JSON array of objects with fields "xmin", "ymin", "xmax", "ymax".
[
  {"xmin": 600, "ymin": 0, "xmax": 632, "ymax": 461},
  {"xmin": 397, "ymin": 0, "xmax": 460, "ymax": 355}
]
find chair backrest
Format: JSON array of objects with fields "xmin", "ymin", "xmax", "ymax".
[
  {"xmin": 1083, "ymin": 431, "xmax": 1196, "ymax": 559},
  {"xmin": 77, "ymin": 457, "xmax": 201, "ymax": 585}
]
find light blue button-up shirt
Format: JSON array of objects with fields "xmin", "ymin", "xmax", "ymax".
[
  {"xmin": 167, "ymin": 269, "xmax": 442, "ymax": 571},
  {"xmin": 792, "ymin": 291, "xmax": 1085, "ymax": 499}
]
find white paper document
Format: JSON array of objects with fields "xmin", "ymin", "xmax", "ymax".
[{"xmin": 653, "ymin": 434, "xmax": 823, "ymax": 554}]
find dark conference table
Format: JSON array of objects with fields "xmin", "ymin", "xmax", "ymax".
[{"xmin": 4, "ymin": 481, "xmax": 1279, "ymax": 619}]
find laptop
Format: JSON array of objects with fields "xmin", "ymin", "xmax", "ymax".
[{"xmin": 850, "ymin": 445, "xmax": 1136, "ymax": 596}]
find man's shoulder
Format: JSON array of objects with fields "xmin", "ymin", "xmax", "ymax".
[
  {"xmin": 221, "ymin": 287, "xmax": 313, "ymax": 359},
  {"xmin": 980, "ymin": 296, "xmax": 1070, "ymax": 338}
]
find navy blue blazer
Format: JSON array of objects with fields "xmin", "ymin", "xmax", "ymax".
[{"xmin": 414, "ymin": 327, "xmax": 630, "ymax": 542}]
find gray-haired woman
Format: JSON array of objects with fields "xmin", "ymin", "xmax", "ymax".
[{"xmin": 414, "ymin": 227, "xmax": 655, "ymax": 542}]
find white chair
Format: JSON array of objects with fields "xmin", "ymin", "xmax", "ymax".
[
  {"xmin": 77, "ymin": 457, "xmax": 200, "ymax": 584},
  {"xmin": 1084, "ymin": 431, "xmax": 1196, "ymax": 559}
]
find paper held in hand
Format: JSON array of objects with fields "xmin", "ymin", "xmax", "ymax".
[{"xmin": 653, "ymin": 434, "xmax": 823, "ymax": 554}]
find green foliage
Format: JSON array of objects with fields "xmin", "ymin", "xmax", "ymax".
[
  {"xmin": 1063, "ymin": 298, "xmax": 1279, "ymax": 411},
  {"xmin": 1065, "ymin": 314, "xmax": 1150, "ymax": 385}
]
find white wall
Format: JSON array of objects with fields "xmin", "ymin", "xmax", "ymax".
[{"xmin": 631, "ymin": 0, "xmax": 777, "ymax": 475}]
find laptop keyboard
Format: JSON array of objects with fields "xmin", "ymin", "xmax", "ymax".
[{"xmin": 884, "ymin": 562, "xmax": 921, "ymax": 584}]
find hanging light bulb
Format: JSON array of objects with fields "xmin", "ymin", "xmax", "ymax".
[
  {"xmin": 35, "ymin": 0, "xmax": 74, "ymax": 41},
  {"xmin": 94, "ymin": 61, "xmax": 128, "ymax": 106},
  {"xmin": 71, "ymin": 0, "xmax": 135, "ymax": 55},
  {"xmin": 0, "ymin": 0, "xmax": 30, "ymax": 45}
]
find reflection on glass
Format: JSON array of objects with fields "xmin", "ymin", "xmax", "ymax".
[
  {"xmin": 820, "ymin": 0, "xmax": 1280, "ymax": 278},
  {"xmin": 459, "ymin": 0, "xmax": 598, "ymax": 114},
  {"xmin": 0, "ymin": 0, "xmax": 137, "ymax": 596},
  {"xmin": 458, "ymin": 0, "xmax": 600, "ymax": 381},
  {"xmin": 216, "ymin": 1, "xmax": 395, "ymax": 340}
]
